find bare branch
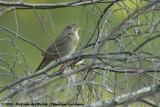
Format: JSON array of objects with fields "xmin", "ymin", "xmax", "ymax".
[
  {"xmin": 141, "ymin": 98, "xmax": 159, "ymax": 107},
  {"xmin": 97, "ymin": 0, "xmax": 160, "ymax": 53},
  {"xmin": 0, "ymin": 25, "xmax": 45, "ymax": 52},
  {"xmin": 0, "ymin": 0, "xmax": 113, "ymax": 9},
  {"xmin": 1, "ymin": 0, "xmax": 160, "ymax": 105},
  {"xmin": 85, "ymin": 84, "xmax": 160, "ymax": 107}
]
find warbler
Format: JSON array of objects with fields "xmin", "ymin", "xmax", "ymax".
[{"xmin": 35, "ymin": 23, "xmax": 81, "ymax": 72}]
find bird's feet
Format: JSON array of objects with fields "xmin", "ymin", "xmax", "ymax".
[{"xmin": 60, "ymin": 64, "xmax": 65, "ymax": 70}]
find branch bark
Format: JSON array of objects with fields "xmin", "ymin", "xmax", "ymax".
[
  {"xmin": 85, "ymin": 84, "xmax": 160, "ymax": 107},
  {"xmin": 0, "ymin": 0, "xmax": 113, "ymax": 9}
]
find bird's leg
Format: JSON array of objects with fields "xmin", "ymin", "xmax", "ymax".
[
  {"xmin": 54, "ymin": 59, "xmax": 64, "ymax": 70},
  {"xmin": 60, "ymin": 64, "xmax": 65, "ymax": 70},
  {"xmin": 59, "ymin": 57, "xmax": 67, "ymax": 70}
]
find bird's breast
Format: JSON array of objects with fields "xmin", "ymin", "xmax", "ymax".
[
  {"xmin": 71, "ymin": 33, "xmax": 79, "ymax": 47},
  {"xmin": 67, "ymin": 33, "xmax": 79, "ymax": 53}
]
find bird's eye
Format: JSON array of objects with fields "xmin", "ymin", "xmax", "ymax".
[{"xmin": 68, "ymin": 26, "xmax": 71, "ymax": 29}]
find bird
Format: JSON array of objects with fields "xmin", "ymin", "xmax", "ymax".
[{"xmin": 35, "ymin": 23, "xmax": 81, "ymax": 72}]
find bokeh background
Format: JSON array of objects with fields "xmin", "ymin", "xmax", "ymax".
[{"xmin": 0, "ymin": 0, "xmax": 160, "ymax": 106}]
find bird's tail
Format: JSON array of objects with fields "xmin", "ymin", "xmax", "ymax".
[{"xmin": 35, "ymin": 57, "xmax": 52, "ymax": 72}]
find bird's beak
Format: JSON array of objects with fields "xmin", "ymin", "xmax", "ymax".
[
  {"xmin": 73, "ymin": 21, "xmax": 81, "ymax": 31},
  {"xmin": 73, "ymin": 21, "xmax": 77, "ymax": 26},
  {"xmin": 72, "ymin": 22, "xmax": 77, "ymax": 29},
  {"xmin": 75, "ymin": 20, "xmax": 78, "ymax": 24},
  {"xmin": 77, "ymin": 28, "xmax": 82, "ymax": 30}
]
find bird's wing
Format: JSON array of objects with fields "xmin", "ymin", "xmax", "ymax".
[
  {"xmin": 42, "ymin": 35, "xmax": 70, "ymax": 56},
  {"xmin": 54, "ymin": 35, "xmax": 69, "ymax": 47}
]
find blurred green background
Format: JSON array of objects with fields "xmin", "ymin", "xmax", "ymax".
[{"xmin": 1, "ymin": 0, "xmax": 160, "ymax": 106}]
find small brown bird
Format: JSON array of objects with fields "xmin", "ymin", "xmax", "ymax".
[{"xmin": 35, "ymin": 23, "xmax": 80, "ymax": 72}]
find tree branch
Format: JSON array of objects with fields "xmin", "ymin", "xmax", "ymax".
[
  {"xmin": 85, "ymin": 84, "xmax": 160, "ymax": 107},
  {"xmin": 0, "ymin": 0, "xmax": 113, "ymax": 9},
  {"xmin": 1, "ymin": 51, "xmax": 160, "ymax": 94},
  {"xmin": 97, "ymin": 0, "xmax": 160, "ymax": 53}
]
